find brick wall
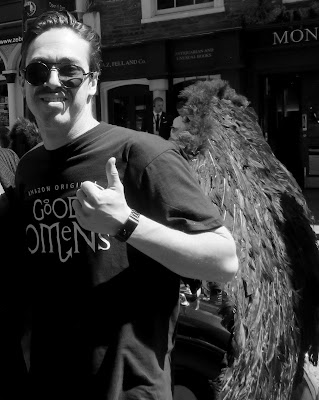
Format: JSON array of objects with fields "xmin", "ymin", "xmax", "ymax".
[
  {"xmin": 93, "ymin": 0, "xmax": 315, "ymax": 49},
  {"xmin": 93, "ymin": 0, "xmax": 256, "ymax": 48}
]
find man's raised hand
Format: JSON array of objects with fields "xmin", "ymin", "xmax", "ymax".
[{"xmin": 72, "ymin": 157, "xmax": 131, "ymax": 235}]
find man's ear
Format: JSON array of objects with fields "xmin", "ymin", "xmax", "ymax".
[
  {"xmin": 88, "ymin": 72, "xmax": 99, "ymax": 97},
  {"xmin": 19, "ymin": 72, "xmax": 26, "ymax": 97}
]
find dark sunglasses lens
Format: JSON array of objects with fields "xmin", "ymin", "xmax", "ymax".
[
  {"xmin": 25, "ymin": 63, "xmax": 48, "ymax": 86},
  {"xmin": 59, "ymin": 65, "xmax": 84, "ymax": 88}
]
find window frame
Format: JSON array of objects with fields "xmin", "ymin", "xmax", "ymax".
[{"xmin": 141, "ymin": 0, "xmax": 225, "ymax": 23}]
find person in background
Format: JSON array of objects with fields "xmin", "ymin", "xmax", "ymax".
[
  {"xmin": 0, "ymin": 125, "xmax": 10, "ymax": 148},
  {"xmin": 0, "ymin": 146, "xmax": 27, "ymax": 400},
  {"xmin": 14, "ymin": 10, "xmax": 238, "ymax": 400},
  {"xmin": 9, "ymin": 117, "xmax": 41, "ymax": 158},
  {"xmin": 141, "ymin": 96, "xmax": 173, "ymax": 139},
  {"xmin": 0, "ymin": 147, "xmax": 19, "ymax": 196},
  {"xmin": 170, "ymin": 100, "xmax": 188, "ymax": 140}
]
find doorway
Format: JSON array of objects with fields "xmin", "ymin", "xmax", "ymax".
[
  {"xmin": 261, "ymin": 73, "xmax": 304, "ymax": 188},
  {"xmin": 108, "ymin": 84, "xmax": 152, "ymax": 131},
  {"xmin": 301, "ymin": 72, "xmax": 319, "ymax": 188}
]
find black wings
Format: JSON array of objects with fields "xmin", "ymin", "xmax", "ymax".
[{"xmin": 172, "ymin": 79, "xmax": 319, "ymax": 400}]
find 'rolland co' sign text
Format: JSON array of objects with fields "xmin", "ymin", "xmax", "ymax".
[
  {"xmin": 273, "ymin": 27, "xmax": 318, "ymax": 45},
  {"xmin": 105, "ymin": 58, "xmax": 146, "ymax": 68}
]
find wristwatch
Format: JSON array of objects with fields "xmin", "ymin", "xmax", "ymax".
[{"xmin": 114, "ymin": 209, "xmax": 140, "ymax": 242}]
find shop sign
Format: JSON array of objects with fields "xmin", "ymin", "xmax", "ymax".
[
  {"xmin": 246, "ymin": 24, "xmax": 319, "ymax": 51},
  {"xmin": 105, "ymin": 59, "xmax": 147, "ymax": 68},
  {"xmin": 0, "ymin": 25, "xmax": 23, "ymax": 47},
  {"xmin": 24, "ymin": 0, "xmax": 76, "ymax": 17},
  {"xmin": 170, "ymin": 32, "xmax": 240, "ymax": 75},
  {"xmin": 0, "ymin": 35, "xmax": 22, "ymax": 46},
  {"xmin": 273, "ymin": 27, "xmax": 318, "ymax": 46},
  {"xmin": 47, "ymin": 0, "xmax": 75, "ymax": 12},
  {"xmin": 101, "ymin": 42, "xmax": 167, "ymax": 80},
  {"xmin": 0, "ymin": 0, "xmax": 75, "ymax": 24},
  {"xmin": 175, "ymin": 47, "xmax": 214, "ymax": 62}
]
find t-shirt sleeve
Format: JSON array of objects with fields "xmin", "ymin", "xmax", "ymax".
[{"xmin": 132, "ymin": 147, "xmax": 223, "ymax": 233}]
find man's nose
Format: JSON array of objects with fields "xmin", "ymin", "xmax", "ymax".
[{"xmin": 44, "ymin": 68, "xmax": 61, "ymax": 88}]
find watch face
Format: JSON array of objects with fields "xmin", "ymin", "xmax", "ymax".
[{"xmin": 115, "ymin": 210, "xmax": 140, "ymax": 242}]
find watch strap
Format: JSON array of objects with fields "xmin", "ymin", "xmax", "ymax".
[{"xmin": 114, "ymin": 209, "xmax": 140, "ymax": 242}]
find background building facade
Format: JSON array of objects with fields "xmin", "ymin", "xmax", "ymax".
[{"xmin": 1, "ymin": 0, "xmax": 319, "ymax": 188}]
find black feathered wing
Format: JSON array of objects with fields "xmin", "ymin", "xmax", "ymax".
[{"xmin": 172, "ymin": 79, "xmax": 319, "ymax": 400}]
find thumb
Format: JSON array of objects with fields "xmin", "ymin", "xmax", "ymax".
[{"xmin": 106, "ymin": 157, "xmax": 121, "ymax": 189}]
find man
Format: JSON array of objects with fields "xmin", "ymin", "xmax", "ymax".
[
  {"xmin": 15, "ymin": 10, "xmax": 238, "ymax": 400},
  {"xmin": 0, "ymin": 147, "xmax": 28, "ymax": 399},
  {"xmin": 141, "ymin": 96, "xmax": 172, "ymax": 139}
]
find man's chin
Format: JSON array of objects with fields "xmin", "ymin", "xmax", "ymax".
[{"xmin": 36, "ymin": 113, "xmax": 70, "ymax": 130}]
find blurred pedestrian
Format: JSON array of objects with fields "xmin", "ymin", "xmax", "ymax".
[
  {"xmin": 0, "ymin": 125, "xmax": 10, "ymax": 148},
  {"xmin": 9, "ymin": 117, "xmax": 41, "ymax": 158},
  {"xmin": 170, "ymin": 100, "xmax": 188, "ymax": 140},
  {"xmin": 0, "ymin": 146, "xmax": 27, "ymax": 400},
  {"xmin": 0, "ymin": 146, "xmax": 19, "ymax": 197}
]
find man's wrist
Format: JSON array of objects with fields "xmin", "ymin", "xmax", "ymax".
[{"xmin": 114, "ymin": 209, "xmax": 140, "ymax": 242}]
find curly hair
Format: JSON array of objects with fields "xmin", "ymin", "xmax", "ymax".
[
  {"xmin": 9, "ymin": 117, "xmax": 41, "ymax": 158},
  {"xmin": 20, "ymin": 10, "xmax": 101, "ymax": 74}
]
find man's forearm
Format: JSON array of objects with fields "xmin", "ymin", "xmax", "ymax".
[{"xmin": 128, "ymin": 215, "xmax": 238, "ymax": 284}]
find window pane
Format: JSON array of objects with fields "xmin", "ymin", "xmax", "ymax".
[
  {"xmin": 158, "ymin": 0, "xmax": 174, "ymax": 9},
  {"xmin": 176, "ymin": 0, "xmax": 193, "ymax": 6},
  {"xmin": 196, "ymin": 0, "xmax": 211, "ymax": 3}
]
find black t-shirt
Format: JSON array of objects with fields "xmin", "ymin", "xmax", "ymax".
[{"xmin": 15, "ymin": 122, "xmax": 222, "ymax": 400}]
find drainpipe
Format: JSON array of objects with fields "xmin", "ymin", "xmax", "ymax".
[{"xmin": 2, "ymin": 70, "xmax": 17, "ymax": 128}]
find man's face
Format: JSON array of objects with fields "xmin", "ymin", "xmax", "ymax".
[
  {"xmin": 23, "ymin": 27, "xmax": 97, "ymax": 135},
  {"xmin": 154, "ymin": 100, "xmax": 164, "ymax": 114}
]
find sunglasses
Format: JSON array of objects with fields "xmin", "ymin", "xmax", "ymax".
[{"xmin": 22, "ymin": 62, "xmax": 93, "ymax": 89}]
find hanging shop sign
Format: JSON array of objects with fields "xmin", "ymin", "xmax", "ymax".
[
  {"xmin": 23, "ymin": 0, "xmax": 76, "ymax": 18},
  {"xmin": 46, "ymin": 0, "xmax": 75, "ymax": 12},
  {"xmin": 0, "ymin": 0, "xmax": 76, "ymax": 46},
  {"xmin": 0, "ymin": 0, "xmax": 76, "ymax": 24},
  {"xmin": 101, "ymin": 42, "xmax": 168, "ymax": 81},
  {"xmin": 25, "ymin": 1, "xmax": 37, "ymax": 17}
]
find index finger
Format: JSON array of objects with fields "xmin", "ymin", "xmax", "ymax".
[{"xmin": 78, "ymin": 181, "xmax": 102, "ymax": 204}]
